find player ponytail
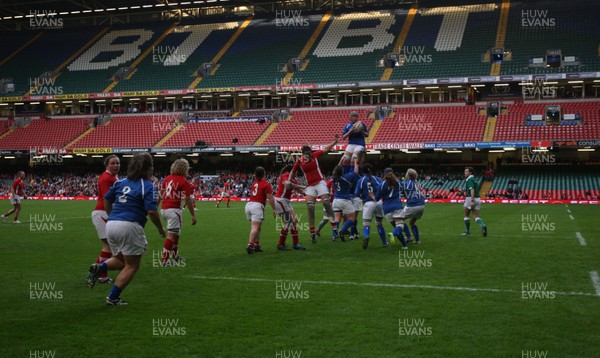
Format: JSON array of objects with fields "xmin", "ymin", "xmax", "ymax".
[
  {"xmin": 406, "ymin": 168, "xmax": 418, "ymax": 180},
  {"xmin": 127, "ymin": 152, "xmax": 154, "ymax": 181},
  {"xmin": 384, "ymin": 171, "xmax": 398, "ymax": 188}
]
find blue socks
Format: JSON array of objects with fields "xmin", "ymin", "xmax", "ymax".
[
  {"xmin": 100, "ymin": 262, "xmax": 108, "ymax": 274},
  {"xmin": 475, "ymin": 217, "xmax": 486, "ymax": 227},
  {"xmin": 377, "ymin": 225, "xmax": 387, "ymax": 244},
  {"xmin": 363, "ymin": 226, "xmax": 370, "ymax": 239},
  {"xmin": 340, "ymin": 219, "xmax": 354, "ymax": 235},
  {"xmin": 107, "ymin": 285, "xmax": 122, "ymax": 301},
  {"xmin": 411, "ymin": 225, "xmax": 420, "ymax": 242}
]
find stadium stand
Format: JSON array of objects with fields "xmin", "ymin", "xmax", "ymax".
[
  {"xmin": 161, "ymin": 118, "xmax": 269, "ymax": 147},
  {"xmin": 488, "ymin": 166, "xmax": 600, "ymax": 200},
  {"xmin": 371, "ymin": 104, "xmax": 486, "ymax": 143},
  {"xmin": 494, "ymin": 101, "xmax": 600, "ymax": 141},
  {"xmin": 196, "ymin": 15, "xmax": 322, "ymax": 88},
  {"xmin": 0, "ymin": 117, "xmax": 91, "ymax": 150},
  {"xmin": 112, "ymin": 20, "xmax": 241, "ymax": 91},
  {"xmin": 390, "ymin": 4, "xmax": 499, "ymax": 80},
  {"xmin": 501, "ymin": 0, "xmax": 600, "ymax": 75},
  {"xmin": 69, "ymin": 114, "xmax": 177, "ymax": 148},
  {"xmin": 0, "ymin": 27, "xmax": 103, "ymax": 95},
  {"xmin": 261, "ymin": 108, "xmax": 374, "ymax": 146}
]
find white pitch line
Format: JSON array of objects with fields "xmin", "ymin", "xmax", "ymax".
[
  {"xmin": 569, "ymin": 215, "xmax": 575, "ymax": 220},
  {"xmin": 567, "ymin": 209, "xmax": 571, "ymax": 214},
  {"xmin": 589, "ymin": 271, "xmax": 600, "ymax": 296},
  {"xmin": 191, "ymin": 275, "xmax": 599, "ymax": 298},
  {"xmin": 576, "ymin": 232, "xmax": 587, "ymax": 246}
]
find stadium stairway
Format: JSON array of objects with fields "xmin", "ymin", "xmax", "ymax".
[
  {"xmin": 103, "ymin": 22, "xmax": 180, "ymax": 93},
  {"xmin": 26, "ymin": 27, "xmax": 110, "ymax": 96},
  {"xmin": 490, "ymin": 0, "xmax": 510, "ymax": 76},
  {"xmin": 155, "ymin": 124, "xmax": 184, "ymax": 148},
  {"xmin": 254, "ymin": 121, "xmax": 279, "ymax": 145},
  {"xmin": 380, "ymin": 4, "xmax": 418, "ymax": 81},
  {"xmin": 482, "ymin": 116, "xmax": 498, "ymax": 142},
  {"xmin": 65, "ymin": 126, "xmax": 94, "ymax": 149},
  {"xmin": 188, "ymin": 17, "xmax": 253, "ymax": 89},
  {"xmin": 480, "ymin": 180, "xmax": 493, "ymax": 198},
  {"xmin": 0, "ymin": 32, "xmax": 44, "ymax": 67},
  {"xmin": 283, "ymin": 12, "xmax": 331, "ymax": 86}
]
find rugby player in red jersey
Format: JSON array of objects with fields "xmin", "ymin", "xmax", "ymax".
[
  {"xmin": 2, "ymin": 170, "xmax": 26, "ymax": 224},
  {"xmin": 289, "ymin": 135, "xmax": 339, "ymax": 244},
  {"xmin": 159, "ymin": 159, "xmax": 197, "ymax": 266},
  {"xmin": 275, "ymin": 164, "xmax": 306, "ymax": 251},
  {"xmin": 216, "ymin": 179, "xmax": 232, "ymax": 208},
  {"xmin": 89, "ymin": 156, "xmax": 120, "ymax": 283},
  {"xmin": 245, "ymin": 166, "xmax": 276, "ymax": 254}
]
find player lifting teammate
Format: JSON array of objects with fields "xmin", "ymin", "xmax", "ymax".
[
  {"xmin": 374, "ymin": 168, "xmax": 408, "ymax": 249},
  {"xmin": 355, "ymin": 163, "xmax": 388, "ymax": 249},
  {"xmin": 275, "ymin": 165, "xmax": 306, "ymax": 251},
  {"xmin": 289, "ymin": 135, "xmax": 340, "ymax": 244},
  {"xmin": 400, "ymin": 169, "xmax": 425, "ymax": 244}
]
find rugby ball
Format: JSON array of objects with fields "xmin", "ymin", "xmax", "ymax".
[{"xmin": 352, "ymin": 121, "xmax": 364, "ymax": 133}]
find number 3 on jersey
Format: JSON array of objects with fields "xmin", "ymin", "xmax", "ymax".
[{"xmin": 252, "ymin": 183, "xmax": 259, "ymax": 197}]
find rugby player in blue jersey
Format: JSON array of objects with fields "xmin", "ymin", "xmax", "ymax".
[
  {"xmin": 86, "ymin": 153, "xmax": 166, "ymax": 305},
  {"xmin": 373, "ymin": 168, "xmax": 408, "ymax": 249},
  {"xmin": 400, "ymin": 169, "xmax": 425, "ymax": 244},
  {"xmin": 355, "ymin": 163, "xmax": 388, "ymax": 249}
]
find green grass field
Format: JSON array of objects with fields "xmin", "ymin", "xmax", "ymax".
[{"xmin": 2, "ymin": 201, "xmax": 600, "ymax": 357}]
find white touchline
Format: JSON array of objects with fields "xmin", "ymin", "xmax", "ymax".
[
  {"xmin": 567, "ymin": 209, "xmax": 571, "ymax": 214},
  {"xmin": 569, "ymin": 215, "xmax": 574, "ymax": 220},
  {"xmin": 576, "ymin": 232, "xmax": 587, "ymax": 246},
  {"xmin": 191, "ymin": 275, "xmax": 600, "ymax": 298},
  {"xmin": 590, "ymin": 272, "xmax": 600, "ymax": 296}
]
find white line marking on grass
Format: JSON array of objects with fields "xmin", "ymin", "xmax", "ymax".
[
  {"xmin": 569, "ymin": 215, "xmax": 574, "ymax": 220},
  {"xmin": 191, "ymin": 275, "xmax": 599, "ymax": 298},
  {"xmin": 0, "ymin": 216, "xmax": 89, "ymax": 224},
  {"xmin": 567, "ymin": 209, "xmax": 571, "ymax": 214},
  {"xmin": 576, "ymin": 232, "xmax": 587, "ymax": 246},
  {"xmin": 590, "ymin": 271, "xmax": 600, "ymax": 296}
]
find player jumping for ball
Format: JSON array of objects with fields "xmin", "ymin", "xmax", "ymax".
[{"xmin": 289, "ymin": 135, "xmax": 339, "ymax": 244}]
